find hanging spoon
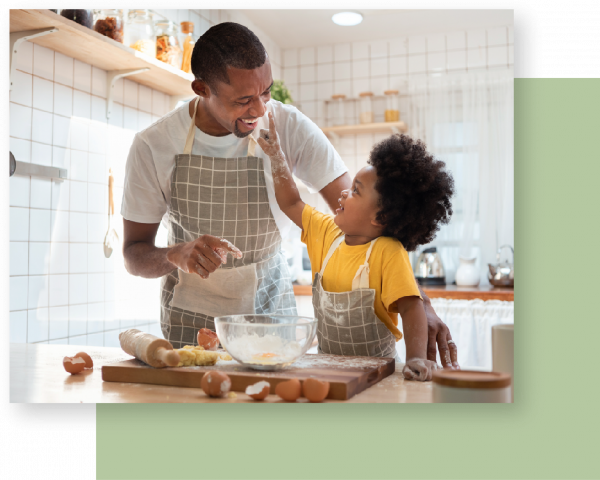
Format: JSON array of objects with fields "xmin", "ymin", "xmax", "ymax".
[{"xmin": 103, "ymin": 169, "xmax": 119, "ymax": 258}]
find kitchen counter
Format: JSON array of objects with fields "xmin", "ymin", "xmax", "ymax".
[{"xmin": 10, "ymin": 344, "xmax": 432, "ymax": 404}]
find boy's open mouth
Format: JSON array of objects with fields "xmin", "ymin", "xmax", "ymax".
[{"xmin": 336, "ymin": 199, "xmax": 345, "ymax": 214}]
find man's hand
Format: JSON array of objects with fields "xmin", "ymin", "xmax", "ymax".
[
  {"xmin": 166, "ymin": 235, "xmax": 243, "ymax": 279},
  {"xmin": 423, "ymin": 300, "xmax": 460, "ymax": 369},
  {"xmin": 402, "ymin": 358, "xmax": 439, "ymax": 381}
]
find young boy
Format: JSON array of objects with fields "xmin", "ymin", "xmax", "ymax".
[{"xmin": 258, "ymin": 113, "xmax": 454, "ymax": 381}]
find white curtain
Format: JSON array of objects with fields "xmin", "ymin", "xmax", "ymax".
[
  {"xmin": 407, "ymin": 69, "xmax": 514, "ymax": 284},
  {"xmin": 395, "ymin": 299, "xmax": 514, "ymax": 370}
]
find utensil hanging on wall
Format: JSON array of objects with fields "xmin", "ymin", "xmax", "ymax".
[{"xmin": 103, "ymin": 169, "xmax": 119, "ymax": 258}]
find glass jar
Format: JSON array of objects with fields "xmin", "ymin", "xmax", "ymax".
[
  {"xmin": 125, "ymin": 10, "xmax": 156, "ymax": 58},
  {"xmin": 94, "ymin": 9, "xmax": 124, "ymax": 43},
  {"xmin": 156, "ymin": 21, "xmax": 183, "ymax": 69},
  {"xmin": 358, "ymin": 91, "xmax": 374, "ymax": 124},
  {"xmin": 60, "ymin": 9, "xmax": 93, "ymax": 29},
  {"xmin": 125, "ymin": 10, "xmax": 156, "ymax": 57},
  {"xmin": 384, "ymin": 90, "xmax": 400, "ymax": 122},
  {"xmin": 330, "ymin": 94, "xmax": 346, "ymax": 126},
  {"xmin": 180, "ymin": 21, "xmax": 195, "ymax": 74}
]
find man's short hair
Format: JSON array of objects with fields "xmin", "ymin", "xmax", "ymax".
[{"xmin": 191, "ymin": 22, "xmax": 267, "ymax": 93}]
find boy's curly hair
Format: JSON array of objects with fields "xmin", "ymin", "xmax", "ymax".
[{"xmin": 368, "ymin": 134, "xmax": 454, "ymax": 251}]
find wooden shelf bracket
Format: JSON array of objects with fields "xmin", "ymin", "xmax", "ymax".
[
  {"xmin": 106, "ymin": 68, "xmax": 150, "ymax": 119},
  {"xmin": 10, "ymin": 27, "xmax": 58, "ymax": 91}
]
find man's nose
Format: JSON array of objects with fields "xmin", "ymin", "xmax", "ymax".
[{"xmin": 248, "ymin": 97, "xmax": 267, "ymax": 118}]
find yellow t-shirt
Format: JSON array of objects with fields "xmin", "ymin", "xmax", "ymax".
[{"xmin": 301, "ymin": 204, "xmax": 421, "ymax": 341}]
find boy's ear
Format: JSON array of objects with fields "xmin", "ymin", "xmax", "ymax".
[{"xmin": 370, "ymin": 214, "xmax": 384, "ymax": 228}]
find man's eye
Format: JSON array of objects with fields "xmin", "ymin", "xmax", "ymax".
[{"xmin": 237, "ymin": 100, "xmax": 251, "ymax": 106}]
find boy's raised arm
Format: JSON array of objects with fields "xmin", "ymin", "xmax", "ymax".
[{"xmin": 257, "ymin": 112, "xmax": 305, "ymax": 228}]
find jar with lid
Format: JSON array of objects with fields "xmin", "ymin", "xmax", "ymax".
[
  {"xmin": 156, "ymin": 21, "xmax": 183, "ymax": 69},
  {"xmin": 358, "ymin": 92, "xmax": 374, "ymax": 124},
  {"xmin": 125, "ymin": 10, "xmax": 156, "ymax": 57},
  {"xmin": 180, "ymin": 21, "xmax": 195, "ymax": 74},
  {"xmin": 384, "ymin": 90, "xmax": 400, "ymax": 122},
  {"xmin": 94, "ymin": 9, "xmax": 124, "ymax": 43},
  {"xmin": 330, "ymin": 94, "xmax": 346, "ymax": 126},
  {"xmin": 60, "ymin": 9, "xmax": 93, "ymax": 29}
]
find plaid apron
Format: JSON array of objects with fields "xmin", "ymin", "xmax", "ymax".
[
  {"xmin": 312, "ymin": 235, "xmax": 398, "ymax": 358},
  {"xmin": 161, "ymin": 97, "xmax": 297, "ymax": 349}
]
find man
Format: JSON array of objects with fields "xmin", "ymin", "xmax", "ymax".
[{"xmin": 121, "ymin": 22, "xmax": 459, "ymax": 368}]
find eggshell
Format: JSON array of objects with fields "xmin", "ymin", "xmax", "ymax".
[
  {"xmin": 275, "ymin": 378, "xmax": 302, "ymax": 402},
  {"xmin": 201, "ymin": 371, "xmax": 231, "ymax": 397},
  {"xmin": 245, "ymin": 381, "xmax": 270, "ymax": 400},
  {"xmin": 197, "ymin": 328, "xmax": 219, "ymax": 351},
  {"xmin": 63, "ymin": 356, "xmax": 86, "ymax": 375},
  {"xmin": 74, "ymin": 351, "xmax": 93, "ymax": 369},
  {"xmin": 302, "ymin": 378, "xmax": 330, "ymax": 403}
]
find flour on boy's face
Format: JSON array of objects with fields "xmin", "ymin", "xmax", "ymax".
[{"xmin": 333, "ymin": 165, "xmax": 384, "ymax": 238}]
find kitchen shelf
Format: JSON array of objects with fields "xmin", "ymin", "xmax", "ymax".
[
  {"xmin": 321, "ymin": 121, "xmax": 408, "ymax": 138},
  {"xmin": 10, "ymin": 9, "xmax": 194, "ymax": 97}
]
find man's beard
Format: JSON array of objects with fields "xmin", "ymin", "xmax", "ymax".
[{"xmin": 233, "ymin": 120, "xmax": 254, "ymax": 139}]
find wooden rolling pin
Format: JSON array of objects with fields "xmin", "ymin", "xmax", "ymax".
[{"xmin": 119, "ymin": 329, "xmax": 180, "ymax": 368}]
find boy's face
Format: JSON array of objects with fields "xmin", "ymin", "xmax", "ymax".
[{"xmin": 334, "ymin": 166, "xmax": 383, "ymax": 235}]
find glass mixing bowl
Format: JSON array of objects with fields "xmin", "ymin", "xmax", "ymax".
[{"xmin": 214, "ymin": 315, "xmax": 317, "ymax": 371}]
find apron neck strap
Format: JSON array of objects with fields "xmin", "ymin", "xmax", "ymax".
[
  {"xmin": 319, "ymin": 235, "xmax": 345, "ymax": 276},
  {"xmin": 248, "ymin": 135, "xmax": 258, "ymax": 157},
  {"xmin": 351, "ymin": 237, "xmax": 379, "ymax": 290},
  {"xmin": 183, "ymin": 96, "xmax": 200, "ymax": 155}
]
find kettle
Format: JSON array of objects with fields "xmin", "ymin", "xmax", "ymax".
[
  {"xmin": 488, "ymin": 245, "xmax": 514, "ymax": 287},
  {"xmin": 414, "ymin": 247, "xmax": 446, "ymax": 285}
]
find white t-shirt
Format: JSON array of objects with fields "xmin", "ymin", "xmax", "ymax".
[{"xmin": 121, "ymin": 99, "xmax": 347, "ymax": 238}]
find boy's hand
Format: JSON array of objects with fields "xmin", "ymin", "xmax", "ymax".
[
  {"xmin": 402, "ymin": 358, "xmax": 439, "ymax": 382},
  {"xmin": 257, "ymin": 112, "xmax": 286, "ymax": 163}
]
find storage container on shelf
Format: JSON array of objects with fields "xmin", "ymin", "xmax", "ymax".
[
  {"xmin": 60, "ymin": 9, "xmax": 93, "ymax": 29},
  {"xmin": 155, "ymin": 20, "xmax": 183, "ymax": 69},
  {"xmin": 93, "ymin": 9, "xmax": 124, "ymax": 43},
  {"xmin": 125, "ymin": 9, "xmax": 155, "ymax": 57},
  {"xmin": 384, "ymin": 90, "xmax": 400, "ymax": 122},
  {"xmin": 180, "ymin": 21, "xmax": 195, "ymax": 74},
  {"xmin": 358, "ymin": 92, "xmax": 374, "ymax": 124},
  {"xmin": 330, "ymin": 94, "xmax": 346, "ymax": 126}
]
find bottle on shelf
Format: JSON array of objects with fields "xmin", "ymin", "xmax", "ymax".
[
  {"xmin": 60, "ymin": 9, "xmax": 93, "ymax": 29},
  {"xmin": 180, "ymin": 21, "xmax": 195, "ymax": 74},
  {"xmin": 330, "ymin": 94, "xmax": 346, "ymax": 126},
  {"xmin": 93, "ymin": 9, "xmax": 124, "ymax": 43},
  {"xmin": 384, "ymin": 90, "xmax": 400, "ymax": 122},
  {"xmin": 358, "ymin": 91, "xmax": 374, "ymax": 124},
  {"xmin": 125, "ymin": 9, "xmax": 156, "ymax": 57},
  {"xmin": 155, "ymin": 20, "xmax": 183, "ymax": 69}
]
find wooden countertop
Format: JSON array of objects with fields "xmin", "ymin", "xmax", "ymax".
[
  {"xmin": 10, "ymin": 344, "xmax": 432, "ymax": 404},
  {"xmin": 293, "ymin": 284, "xmax": 514, "ymax": 301}
]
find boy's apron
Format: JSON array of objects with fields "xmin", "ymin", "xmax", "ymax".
[
  {"xmin": 312, "ymin": 235, "xmax": 398, "ymax": 359},
  {"xmin": 160, "ymin": 97, "xmax": 297, "ymax": 349}
]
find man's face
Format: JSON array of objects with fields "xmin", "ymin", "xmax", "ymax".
[{"xmin": 197, "ymin": 60, "xmax": 273, "ymax": 138}]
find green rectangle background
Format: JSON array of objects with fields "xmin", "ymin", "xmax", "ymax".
[{"xmin": 96, "ymin": 79, "xmax": 600, "ymax": 480}]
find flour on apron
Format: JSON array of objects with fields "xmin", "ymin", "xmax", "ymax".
[
  {"xmin": 161, "ymin": 97, "xmax": 297, "ymax": 349},
  {"xmin": 312, "ymin": 235, "xmax": 398, "ymax": 358}
]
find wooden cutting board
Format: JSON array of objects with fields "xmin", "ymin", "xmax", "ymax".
[{"xmin": 102, "ymin": 353, "xmax": 395, "ymax": 400}]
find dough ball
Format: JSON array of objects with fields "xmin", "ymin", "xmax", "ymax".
[
  {"xmin": 74, "ymin": 351, "xmax": 93, "ymax": 369},
  {"xmin": 275, "ymin": 378, "xmax": 301, "ymax": 402},
  {"xmin": 245, "ymin": 381, "xmax": 270, "ymax": 400},
  {"xmin": 197, "ymin": 328, "xmax": 219, "ymax": 351},
  {"xmin": 302, "ymin": 378, "xmax": 330, "ymax": 403},
  {"xmin": 63, "ymin": 356, "xmax": 86, "ymax": 375},
  {"xmin": 201, "ymin": 371, "xmax": 231, "ymax": 397}
]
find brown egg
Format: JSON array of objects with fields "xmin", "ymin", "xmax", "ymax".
[
  {"xmin": 245, "ymin": 381, "xmax": 270, "ymax": 400},
  {"xmin": 302, "ymin": 378, "xmax": 330, "ymax": 403},
  {"xmin": 63, "ymin": 356, "xmax": 86, "ymax": 375},
  {"xmin": 275, "ymin": 378, "xmax": 302, "ymax": 402},
  {"xmin": 201, "ymin": 371, "xmax": 231, "ymax": 397},
  {"xmin": 197, "ymin": 328, "xmax": 219, "ymax": 351},
  {"xmin": 74, "ymin": 351, "xmax": 93, "ymax": 369}
]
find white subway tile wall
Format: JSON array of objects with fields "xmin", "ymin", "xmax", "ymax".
[
  {"xmin": 282, "ymin": 27, "xmax": 513, "ymax": 181},
  {"xmin": 10, "ymin": 10, "xmax": 273, "ymax": 346}
]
